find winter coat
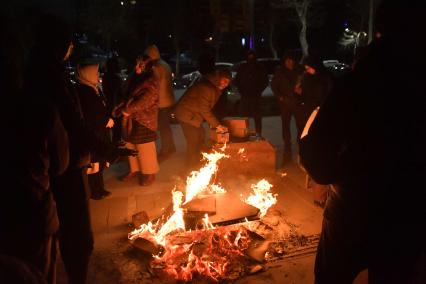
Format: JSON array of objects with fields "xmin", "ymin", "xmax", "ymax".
[
  {"xmin": 174, "ymin": 74, "xmax": 223, "ymax": 128},
  {"xmin": 144, "ymin": 45, "xmax": 175, "ymax": 108},
  {"xmin": 102, "ymin": 71, "xmax": 123, "ymax": 114},
  {"xmin": 271, "ymin": 66, "xmax": 301, "ymax": 107},
  {"xmin": 299, "ymin": 71, "xmax": 333, "ymax": 112},
  {"xmin": 234, "ymin": 60, "xmax": 269, "ymax": 98},
  {"xmin": 75, "ymin": 83, "xmax": 111, "ymax": 162},
  {"xmin": 123, "ymin": 72, "xmax": 159, "ymax": 132},
  {"xmin": 3, "ymin": 92, "xmax": 69, "ymax": 243}
]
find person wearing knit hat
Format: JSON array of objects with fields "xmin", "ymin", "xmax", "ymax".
[{"xmin": 144, "ymin": 45, "xmax": 176, "ymax": 162}]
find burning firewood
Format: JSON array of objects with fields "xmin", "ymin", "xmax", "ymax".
[{"xmin": 128, "ymin": 146, "xmax": 281, "ymax": 282}]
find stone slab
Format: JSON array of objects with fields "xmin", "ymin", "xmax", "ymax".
[{"xmin": 217, "ymin": 140, "xmax": 276, "ymax": 178}]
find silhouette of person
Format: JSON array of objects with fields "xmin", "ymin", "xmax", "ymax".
[{"xmin": 300, "ymin": 1, "xmax": 426, "ymax": 283}]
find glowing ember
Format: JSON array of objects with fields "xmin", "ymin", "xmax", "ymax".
[
  {"xmin": 152, "ymin": 226, "xmax": 250, "ymax": 281},
  {"xmin": 243, "ymin": 179, "xmax": 277, "ymax": 218}
]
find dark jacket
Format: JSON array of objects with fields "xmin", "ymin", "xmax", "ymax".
[
  {"xmin": 299, "ymin": 36, "xmax": 426, "ymax": 270},
  {"xmin": 271, "ymin": 66, "xmax": 301, "ymax": 106},
  {"xmin": 299, "ymin": 71, "xmax": 333, "ymax": 111},
  {"xmin": 75, "ymin": 83, "xmax": 111, "ymax": 162},
  {"xmin": 2, "ymin": 94, "xmax": 69, "ymax": 243},
  {"xmin": 174, "ymin": 74, "xmax": 223, "ymax": 128},
  {"xmin": 102, "ymin": 71, "xmax": 123, "ymax": 114},
  {"xmin": 234, "ymin": 60, "xmax": 268, "ymax": 98}
]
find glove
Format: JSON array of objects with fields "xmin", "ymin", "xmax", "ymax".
[
  {"xmin": 107, "ymin": 147, "xmax": 138, "ymax": 164},
  {"xmin": 215, "ymin": 124, "xmax": 228, "ymax": 133},
  {"xmin": 116, "ymin": 147, "xmax": 138, "ymax": 157}
]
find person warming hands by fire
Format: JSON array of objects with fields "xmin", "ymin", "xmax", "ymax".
[{"xmin": 174, "ymin": 68, "xmax": 232, "ymax": 170}]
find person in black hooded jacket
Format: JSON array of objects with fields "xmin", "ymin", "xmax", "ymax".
[
  {"xmin": 299, "ymin": 1, "xmax": 426, "ymax": 282},
  {"xmin": 1, "ymin": 12, "xmax": 70, "ymax": 284},
  {"xmin": 75, "ymin": 59, "xmax": 114, "ymax": 200},
  {"xmin": 23, "ymin": 13, "xmax": 136, "ymax": 284}
]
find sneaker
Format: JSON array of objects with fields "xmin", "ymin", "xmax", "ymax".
[
  {"xmin": 91, "ymin": 192, "xmax": 106, "ymax": 200},
  {"xmin": 120, "ymin": 171, "xmax": 140, "ymax": 182},
  {"xmin": 139, "ymin": 174, "xmax": 156, "ymax": 186},
  {"xmin": 90, "ymin": 189, "xmax": 112, "ymax": 200},
  {"xmin": 101, "ymin": 189, "xmax": 112, "ymax": 197}
]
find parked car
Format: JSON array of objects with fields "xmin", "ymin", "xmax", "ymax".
[
  {"xmin": 173, "ymin": 62, "xmax": 234, "ymax": 89},
  {"xmin": 231, "ymin": 58, "xmax": 280, "ymax": 82},
  {"xmin": 322, "ymin": 59, "xmax": 351, "ymax": 77}
]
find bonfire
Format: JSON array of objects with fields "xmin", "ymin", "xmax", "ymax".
[{"xmin": 128, "ymin": 146, "xmax": 277, "ymax": 282}]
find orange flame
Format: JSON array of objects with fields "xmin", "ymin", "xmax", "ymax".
[
  {"xmin": 184, "ymin": 150, "xmax": 229, "ymax": 204},
  {"xmin": 243, "ymin": 179, "xmax": 277, "ymax": 218}
]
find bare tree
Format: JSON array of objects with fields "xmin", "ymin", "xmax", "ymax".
[{"xmin": 278, "ymin": 0, "xmax": 326, "ymax": 58}]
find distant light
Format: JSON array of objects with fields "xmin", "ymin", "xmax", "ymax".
[
  {"xmin": 345, "ymin": 28, "xmax": 350, "ymax": 32},
  {"xmin": 120, "ymin": 1, "xmax": 124, "ymax": 5},
  {"xmin": 130, "ymin": 0, "xmax": 136, "ymax": 4},
  {"xmin": 168, "ymin": 34, "xmax": 172, "ymax": 38},
  {"xmin": 241, "ymin": 38, "xmax": 246, "ymax": 46},
  {"xmin": 209, "ymin": 36, "xmax": 213, "ymax": 41},
  {"xmin": 249, "ymin": 36, "xmax": 253, "ymax": 49},
  {"xmin": 261, "ymin": 38, "xmax": 265, "ymax": 42}
]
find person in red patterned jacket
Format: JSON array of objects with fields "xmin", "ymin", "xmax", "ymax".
[{"xmin": 118, "ymin": 55, "xmax": 160, "ymax": 186}]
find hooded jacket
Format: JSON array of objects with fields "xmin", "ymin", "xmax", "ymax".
[{"xmin": 144, "ymin": 45, "xmax": 175, "ymax": 108}]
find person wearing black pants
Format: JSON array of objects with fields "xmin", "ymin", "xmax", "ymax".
[
  {"xmin": 179, "ymin": 121, "xmax": 206, "ymax": 169},
  {"xmin": 175, "ymin": 69, "xmax": 231, "ymax": 171},
  {"xmin": 271, "ymin": 51, "xmax": 303, "ymax": 165}
]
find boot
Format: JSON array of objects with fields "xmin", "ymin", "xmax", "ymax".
[
  {"xmin": 139, "ymin": 174, "xmax": 156, "ymax": 186},
  {"xmin": 120, "ymin": 171, "xmax": 140, "ymax": 182}
]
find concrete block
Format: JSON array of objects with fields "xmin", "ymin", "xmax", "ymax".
[{"xmin": 218, "ymin": 140, "xmax": 276, "ymax": 178}]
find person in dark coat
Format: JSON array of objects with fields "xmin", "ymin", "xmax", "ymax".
[
  {"xmin": 271, "ymin": 50, "xmax": 304, "ymax": 165},
  {"xmin": 234, "ymin": 50, "xmax": 269, "ymax": 135},
  {"xmin": 175, "ymin": 68, "xmax": 231, "ymax": 170},
  {"xmin": 298, "ymin": 55, "xmax": 333, "ymax": 121},
  {"xmin": 22, "ymin": 14, "xmax": 136, "ymax": 284},
  {"xmin": 75, "ymin": 59, "xmax": 114, "ymax": 200},
  {"xmin": 1, "ymin": 13, "xmax": 70, "ymax": 284},
  {"xmin": 102, "ymin": 56, "xmax": 123, "ymax": 145},
  {"xmin": 299, "ymin": 1, "xmax": 426, "ymax": 283}
]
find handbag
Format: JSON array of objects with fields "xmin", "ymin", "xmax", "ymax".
[{"xmin": 121, "ymin": 115, "xmax": 133, "ymax": 142}]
